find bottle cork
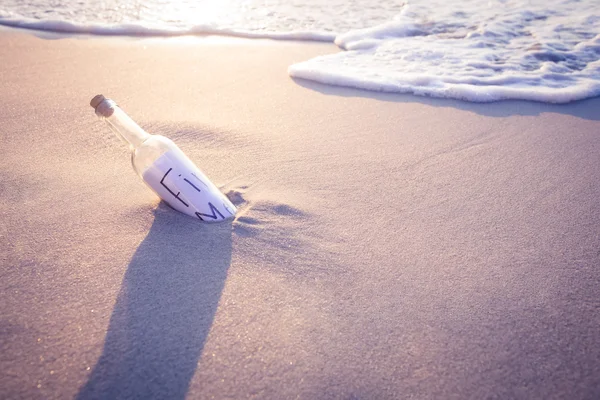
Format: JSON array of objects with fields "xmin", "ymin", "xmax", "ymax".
[{"xmin": 90, "ymin": 94, "xmax": 114, "ymax": 117}]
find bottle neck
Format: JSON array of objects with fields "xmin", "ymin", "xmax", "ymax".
[{"xmin": 102, "ymin": 103, "xmax": 150, "ymax": 149}]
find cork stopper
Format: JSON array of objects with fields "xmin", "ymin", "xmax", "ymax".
[
  {"xmin": 90, "ymin": 94, "xmax": 115, "ymax": 117},
  {"xmin": 90, "ymin": 94, "xmax": 106, "ymax": 109}
]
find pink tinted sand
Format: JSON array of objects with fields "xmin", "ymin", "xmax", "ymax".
[{"xmin": 1, "ymin": 29, "xmax": 600, "ymax": 399}]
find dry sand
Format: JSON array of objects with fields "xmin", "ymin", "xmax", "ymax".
[{"xmin": 1, "ymin": 29, "xmax": 600, "ymax": 399}]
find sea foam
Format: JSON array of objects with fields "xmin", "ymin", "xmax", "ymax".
[
  {"xmin": 290, "ymin": 0, "xmax": 600, "ymax": 103},
  {"xmin": 0, "ymin": 0, "xmax": 401, "ymax": 42},
  {"xmin": 0, "ymin": 13, "xmax": 335, "ymax": 42}
]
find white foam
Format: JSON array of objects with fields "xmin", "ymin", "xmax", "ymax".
[
  {"xmin": 0, "ymin": 0, "xmax": 403, "ymax": 42},
  {"xmin": 290, "ymin": 0, "xmax": 600, "ymax": 103},
  {"xmin": 0, "ymin": 14, "xmax": 336, "ymax": 42}
]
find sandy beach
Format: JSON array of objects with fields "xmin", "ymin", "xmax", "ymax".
[{"xmin": 1, "ymin": 29, "xmax": 600, "ymax": 399}]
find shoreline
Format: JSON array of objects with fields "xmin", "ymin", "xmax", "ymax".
[
  {"xmin": 0, "ymin": 20, "xmax": 337, "ymax": 42},
  {"xmin": 2, "ymin": 24, "xmax": 600, "ymax": 106}
]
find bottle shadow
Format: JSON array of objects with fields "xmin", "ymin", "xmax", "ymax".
[{"xmin": 77, "ymin": 203, "xmax": 233, "ymax": 400}]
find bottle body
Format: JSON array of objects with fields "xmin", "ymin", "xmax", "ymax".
[
  {"xmin": 91, "ymin": 95, "xmax": 236, "ymax": 222},
  {"xmin": 135, "ymin": 136, "xmax": 236, "ymax": 222}
]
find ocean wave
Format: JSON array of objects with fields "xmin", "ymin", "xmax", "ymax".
[{"xmin": 290, "ymin": 0, "xmax": 600, "ymax": 103}]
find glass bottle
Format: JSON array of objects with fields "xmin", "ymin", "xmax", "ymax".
[{"xmin": 90, "ymin": 94, "xmax": 236, "ymax": 222}]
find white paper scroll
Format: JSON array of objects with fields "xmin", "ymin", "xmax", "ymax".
[{"xmin": 142, "ymin": 150, "xmax": 236, "ymax": 222}]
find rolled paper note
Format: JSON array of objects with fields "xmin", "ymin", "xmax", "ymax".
[{"xmin": 142, "ymin": 147, "xmax": 236, "ymax": 222}]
